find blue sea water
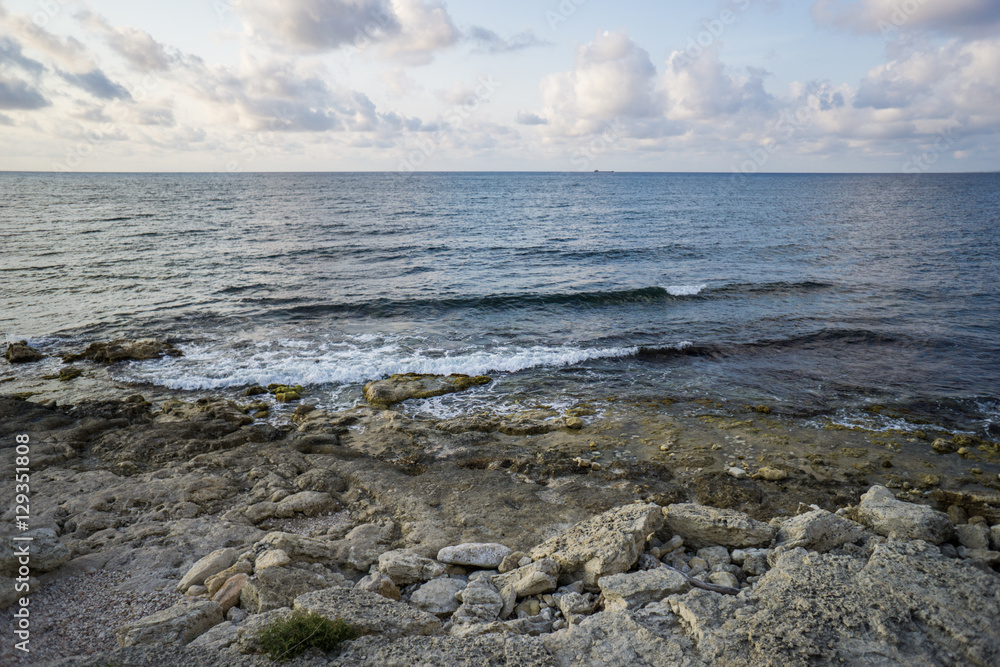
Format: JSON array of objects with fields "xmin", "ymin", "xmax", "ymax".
[{"xmin": 1, "ymin": 172, "xmax": 998, "ymax": 434}]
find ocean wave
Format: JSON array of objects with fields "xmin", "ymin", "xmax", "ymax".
[
  {"xmin": 664, "ymin": 284, "xmax": 707, "ymax": 296},
  {"xmin": 118, "ymin": 340, "xmax": 639, "ymax": 391}
]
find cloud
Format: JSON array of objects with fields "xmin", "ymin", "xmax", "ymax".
[
  {"xmin": 516, "ymin": 110, "xmax": 547, "ymax": 125},
  {"xmin": 539, "ymin": 30, "xmax": 662, "ymax": 136},
  {"xmin": 811, "ymin": 0, "xmax": 1000, "ymax": 37},
  {"xmin": 234, "ymin": 0, "xmax": 457, "ymax": 63},
  {"xmin": 78, "ymin": 11, "xmax": 176, "ymax": 72},
  {"xmin": 663, "ymin": 48, "xmax": 774, "ymax": 120},
  {"xmin": 59, "ymin": 68, "xmax": 132, "ymax": 100},
  {"xmin": 466, "ymin": 26, "xmax": 549, "ymax": 54},
  {"xmin": 0, "ymin": 36, "xmax": 45, "ymax": 76},
  {"xmin": 2, "ymin": 14, "xmax": 92, "ymax": 70},
  {"xmin": 0, "ymin": 75, "xmax": 49, "ymax": 109}
]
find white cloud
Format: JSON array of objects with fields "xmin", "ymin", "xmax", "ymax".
[
  {"xmin": 811, "ymin": 0, "xmax": 1000, "ymax": 37},
  {"xmin": 663, "ymin": 48, "xmax": 774, "ymax": 121}
]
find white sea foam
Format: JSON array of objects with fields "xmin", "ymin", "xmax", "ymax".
[
  {"xmin": 118, "ymin": 338, "xmax": 639, "ymax": 391},
  {"xmin": 664, "ymin": 284, "xmax": 707, "ymax": 296}
]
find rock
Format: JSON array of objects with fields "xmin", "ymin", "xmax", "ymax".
[
  {"xmin": 0, "ymin": 528, "xmax": 71, "ymax": 575},
  {"xmin": 274, "ymin": 490, "xmax": 338, "ymax": 518},
  {"xmin": 695, "ymin": 546, "xmax": 731, "ymax": 569},
  {"xmin": 64, "ymin": 338, "xmax": 182, "ymax": 364},
  {"xmin": 708, "ymin": 571, "xmax": 739, "ymax": 588},
  {"xmin": 411, "ymin": 577, "xmax": 467, "ymax": 617},
  {"xmin": 498, "ymin": 551, "xmax": 529, "ymax": 573},
  {"xmin": 947, "ymin": 505, "xmax": 968, "ymax": 525},
  {"xmin": 211, "ymin": 573, "xmax": 249, "ymax": 612},
  {"xmin": 204, "ymin": 561, "xmax": 253, "ymax": 596},
  {"xmin": 556, "ymin": 591, "xmax": 596, "ymax": 625},
  {"xmin": 355, "ymin": 572, "xmax": 401, "ymax": 601},
  {"xmin": 932, "ymin": 438, "xmax": 957, "ymax": 454},
  {"xmin": 256, "ymin": 532, "xmax": 332, "ymax": 563},
  {"xmin": 176, "ymin": 548, "xmax": 237, "ymax": 592},
  {"xmin": 437, "ymin": 543, "xmax": 513, "ymax": 569},
  {"xmin": 116, "ymin": 599, "xmax": 223, "ymax": 647},
  {"xmin": 854, "ymin": 485, "xmax": 953, "ymax": 544},
  {"xmin": 565, "ymin": 417, "xmax": 584, "ymax": 429},
  {"xmin": 5, "ymin": 340, "xmax": 44, "ymax": 363},
  {"xmin": 753, "ymin": 467, "xmax": 789, "ymax": 481},
  {"xmin": 186, "ymin": 621, "xmax": 238, "ymax": 650},
  {"xmin": 774, "ymin": 509, "xmax": 869, "ymax": 553},
  {"xmin": 378, "ymin": 550, "xmax": 447, "ymax": 586},
  {"xmin": 293, "ymin": 587, "xmax": 442, "ymax": 637},
  {"xmin": 239, "ymin": 566, "xmax": 331, "ymax": 613},
  {"xmin": 254, "ymin": 548, "xmax": 290, "ymax": 571},
  {"xmin": 955, "ymin": 523, "xmax": 991, "ymax": 550},
  {"xmin": 334, "ymin": 633, "xmax": 551, "ymax": 666},
  {"xmin": 227, "ymin": 607, "xmax": 246, "ymax": 623},
  {"xmin": 185, "ymin": 585, "xmax": 207, "ymax": 597},
  {"xmin": 992, "ymin": 525, "xmax": 1000, "ymax": 551},
  {"xmin": 363, "ymin": 373, "xmax": 491, "ymax": 407},
  {"xmin": 452, "ymin": 579, "xmax": 504, "ymax": 625},
  {"xmin": 600, "ymin": 568, "xmax": 690, "ymax": 613},
  {"xmin": 491, "ymin": 558, "xmax": 559, "ymax": 598},
  {"xmin": 662, "ymin": 504, "xmax": 775, "ymax": 549},
  {"xmin": 543, "ymin": 609, "xmax": 691, "ymax": 666},
  {"xmin": 530, "ymin": 503, "xmax": 663, "ymax": 590},
  {"xmin": 740, "ymin": 549, "xmax": 771, "ymax": 576},
  {"xmin": 727, "ymin": 467, "xmax": 748, "ymax": 479}
]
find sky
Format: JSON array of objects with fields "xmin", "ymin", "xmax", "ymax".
[{"xmin": 0, "ymin": 0, "xmax": 998, "ymax": 173}]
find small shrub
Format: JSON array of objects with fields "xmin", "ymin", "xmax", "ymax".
[{"xmin": 257, "ymin": 611, "xmax": 358, "ymax": 661}]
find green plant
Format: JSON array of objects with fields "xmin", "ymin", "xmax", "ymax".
[{"xmin": 257, "ymin": 612, "xmax": 359, "ymax": 661}]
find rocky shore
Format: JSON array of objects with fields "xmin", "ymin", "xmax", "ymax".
[{"xmin": 2, "ymin": 343, "xmax": 1000, "ymax": 665}]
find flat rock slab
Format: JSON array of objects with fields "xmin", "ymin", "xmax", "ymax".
[
  {"xmin": 774, "ymin": 509, "xmax": 869, "ymax": 553},
  {"xmin": 363, "ymin": 373, "xmax": 491, "ymax": 407},
  {"xmin": 600, "ymin": 568, "xmax": 690, "ymax": 613},
  {"xmin": 854, "ymin": 485, "xmax": 953, "ymax": 544},
  {"xmin": 662, "ymin": 504, "xmax": 774, "ymax": 549},
  {"xmin": 116, "ymin": 599, "xmax": 223, "ymax": 647},
  {"xmin": 294, "ymin": 587, "xmax": 442, "ymax": 637},
  {"xmin": 176, "ymin": 548, "xmax": 237, "ymax": 592},
  {"xmin": 378, "ymin": 549, "xmax": 448, "ymax": 586},
  {"xmin": 530, "ymin": 503, "xmax": 663, "ymax": 590}
]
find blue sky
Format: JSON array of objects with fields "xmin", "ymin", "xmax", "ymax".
[{"xmin": 1, "ymin": 0, "xmax": 998, "ymax": 172}]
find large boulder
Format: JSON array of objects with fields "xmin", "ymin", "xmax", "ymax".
[
  {"xmin": 530, "ymin": 503, "xmax": 663, "ymax": 590},
  {"xmin": 116, "ymin": 599, "xmax": 223, "ymax": 647},
  {"xmin": 363, "ymin": 373, "xmax": 491, "ymax": 407},
  {"xmin": 662, "ymin": 504, "xmax": 774, "ymax": 549},
  {"xmin": 853, "ymin": 486, "xmax": 953, "ymax": 544},
  {"xmin": 239, "ymin": 566, "xmax": 333, "ymax": 613},
  {"xmin": 64, "ymin": 338, "xmax": 182, "ymax": 364},
  {"xmin": 293, "ymin": 587, "xmax": 442, "ymax": 637},
  {"xmin": 410, "ymin": 577, "xmax": 467, "ymax": 617}
]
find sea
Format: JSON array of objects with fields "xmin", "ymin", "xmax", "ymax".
[{"xmin": 2, "ymin": 172, "xmax": 998, "ymax": 436}]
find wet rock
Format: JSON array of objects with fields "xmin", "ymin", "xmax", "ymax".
[
  {"xmin": 530, "ymin": 503, "xmax": 663, "ymax": 590},
  {"xmin": 116, "ymin": 599, "xmax": 223, "ymax": 647},
  {"xmin": 662, "ymin": 504, "xmax": 774, "ymax": 549},
  {"xmin": 176, "ymin": 548, "xmax": 237, "ymax": 593},
  {"xmin": 492, "ymin": 558, "xmax": 559, "ymax": 598},
  {"xmin": 932, "ymin": 438, "xmax": 958, "ymax": 454},
  {"xmin": 411, "ymin": 577, "xmax": 467, "ymax": 617},
  {"xmin": 752, "ymin": 467, "xmax": 788, "ymax": 481},
  {"xmin": 64, "ymin": 338, "xmax": 182, "ymax": 364},
  {"xmin": 4, "ymin": 340, "xmax": 43, "ymax": 363},
  {"xmin": 992, "ymin": 525, "xmax": 1000, "ymax": 551},
  {"xmin": 565, "ymin": 417, "xmax": 584, "ymax": 430},
  {"xmin": 774, "ymin": 509, "xmax": 868, "ymax": 553},
  {"xmin": 600, "ymin": 568, "xmax": 690, "ymax": 613},
  {"xmin": 437, "ymin": 543, "xmax": 513, "ymax": 569},
  {"xmin": 363, "ymin": 373, "xmax": 491, "ymax": 407},
  {"xmin": 294, "ymin": 587, "xmax": 442, "ymax": 637},
  {"xmin": 378, "ymin": 549, "xmax": 448, "ymax": 586},
  {"xmin": 854, "ymin": 485, "xmax": 952, "ymax": 544}
]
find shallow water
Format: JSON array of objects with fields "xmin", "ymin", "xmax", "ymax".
[{"xmin": 2, "ymin": 172, "xmax": 998, "ymax": 434}]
